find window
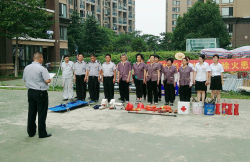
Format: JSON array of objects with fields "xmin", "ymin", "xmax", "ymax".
[
  {"xmin": 172, "ymin": 7, "xmax": 180, "ymax": 12},
  {"xmin": 222, "ymin": 7, "xmax": 233, "ymax": 17},
  {"xmin": 222, "ymin": 0, "xmax": 234, "ymax": 3},
  {"xmin": 172, "ymin": 1, "xmax": 180, "ymax": 5},
  {"xmin": 80, "ymin": 10, "xmax": 85, "ymax": 17},
  {"xmin": 172, "ymin": 20, "xmax": 177, "ymax": 25},
  {"xmin": 80, "ymin": 0, "xmax": 85, "ymax": 9},
  {"xmin": 69, "ymin": 0, "xmax": 73, "ymax": 5},
  {"xmin": 187, "ymin": 7, "xmax": 191, "ymax": 11},
  {"xmin": 60, "ymin": 26, "xmax": 67, "ymax": 40},
  {"xmin": 69, "ymin": 9, "xmax": 73, "ymax": 14},
  {"xmin": 59, "ymin": 3, "xmax": 67, "ymax": 18},
  {"xmin": 187, "ymin": 0, "xmax": 192, "ymax": 5},
  {"xmin": 172, "ymin": 14, "xmax": 180, "ymax": 19},
  {"xmin": 172, "ymin": 27, "xmax": 175, "ymax": 32},
  {"xmin": 213, "ymin": 0, "xmax": 220, "ymax": 4},
  {"xmin": 226, "ymin": 24, "xmax": 233, "ymax": 36}
]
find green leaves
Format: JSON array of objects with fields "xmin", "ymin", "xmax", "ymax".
[{"xmin": 172, "ymin": 0, "xmax": 231, "ymax": 50}]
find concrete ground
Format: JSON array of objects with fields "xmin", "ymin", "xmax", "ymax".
[{"xmin": 0, "ymin": 89, "xmax": 250, "ymax": 162}]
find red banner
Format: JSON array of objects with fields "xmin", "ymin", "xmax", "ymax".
[{"xmin": 154, "ymin": 58, "xmax": 250, "ymax": 72}]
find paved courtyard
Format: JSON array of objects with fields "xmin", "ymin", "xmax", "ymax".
[{"xmin": 0, "ymin": 89, "xmax": 250, "ymax": 162}]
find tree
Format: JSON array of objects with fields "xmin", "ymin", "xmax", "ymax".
[
  {"xmin": 67, "ymin": 11, "xmax": 84, "ymax": 55},
  {"xmin": 159, "ymin": 32, "xmax": 174, "ymax": 51},
  {"xmin": 172, "ymin": 0, "xmax": 231, "ymax": 50},
  {"xmin": 114, "ymin": 33, "xmax": 133, "ymax": 52},
  {"xmin": 131, "ymin": 38, "xmax": 148, "ymax": 52},
  {"xmin": 80, "ymin": 15, "xmax": 113, "ymax": 54},
  {"xmin": 0, "ymin": 0, "xmax": 54, "ymax": 77},
  {"xmin": 140, "ymin": 34, "xmax": 160, "ymax": 51}
]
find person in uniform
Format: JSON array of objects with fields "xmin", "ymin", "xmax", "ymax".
[
  {"xmin": 154, "ymin": 55, "xmax": 163, "ymax": 101},
  {"xmin": 23, "ymin": 52, "xmax": 52, "ymax": 138},
  {"xmin": 186, "ymin": 56, "xmax": 195, "ymax": 99},
  {"xmin": 132, "ymin": 53, "xmax": 147, "ymax": 103},
  {"xmin": 61, "ymin": 55, "xmax": 74, "ymax": 101},
  {"xmin": 86, "ymin": 54, "xmax": 102, "ymax": 102},
  {"xmin": 193, "ymin": 54, "xmax": 211, "ymax": 105},
  {"xmin": 117, "ymin": 54, "xmax": 132, "ymax": 103},
  {"xmin": 146, "ymin": 55, "xmax": 160, "ymax": 105},
  {"xmin": 101, "ymin": 54, "xmax": 116, "ymax": 102},
  {"xmin": 178, "ymin": 57, "xmax": 193, "ymax": 102},
  {"xmin": 142, "ymin": 58, "xmax": 147, "ymax": 100},
  {"xmin": 162, "ymin": 58, "xmax": 177, "ymax": 106},
  {"xmin": 209, "ymin": 54, "xmax": 224, "ymax": 103},
  {"xmin": 74, "ymin": 53, "xmax": 87, "ymax": 101}
]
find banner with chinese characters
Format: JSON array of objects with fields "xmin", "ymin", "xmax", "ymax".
[{"xmin": 156, "ymin": 58, "xmax": 250, "ymax": 72}]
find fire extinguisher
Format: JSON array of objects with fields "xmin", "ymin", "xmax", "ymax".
[
  {"xmin": 227, "ymin": 102, "xmax": 233, "ymax": 115},
  {"xmin": 215, "ymin": 102, "xmax": 220, "ymax": 115},
  {"xmin": 234, "ymin": 100, "xmax": 239, "ymax": 115}
]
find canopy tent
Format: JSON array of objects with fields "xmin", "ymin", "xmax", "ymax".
[
  {"xmin": 200, "ymin": 48, "xmax": 229, "ymax": 58},
  {"xmin": 230, "ymin": 46, "xmax": 250, "ymax": 58}
]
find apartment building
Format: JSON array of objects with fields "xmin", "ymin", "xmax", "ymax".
[
  {"xmin": 0, "ymin": 0, "xmax": 69, "ymax": 72},
  {"xmin": 165, "ymin": 0, "xmax": 250, "ymax": 47},
  {"xmin": 59, "ymin": 0, "xmax": 136, "ymax": 34}
]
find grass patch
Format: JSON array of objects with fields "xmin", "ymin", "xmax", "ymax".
[
  {"xmin": 0, "ymin": 72, "xmax": 23, "ymax": 81},
  {"xmin": 191, "ymin": 91, "xmax": 250, "ymax": 100}
]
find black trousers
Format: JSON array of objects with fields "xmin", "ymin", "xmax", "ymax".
[
  {"xmin": 89, "ymin": 76, "xmax": 99, "ymax": 101},
  {"xmin": 164, "ymin": 81, "xmax": 175, "ymax": 104},
  {"xmin": 103, "ymin": 76, "xmax": 114, "ymax": 102},
  {"xmin": 76, "ymin": 75, "xmax": 86, "ymax": 100},
  {"xmin": 27, "ymin": 89, "xmax": 48, "ymax": 137},
  {"xmin": 179, "ymin": 85, "xmax": 190, "ymax": 102},
  {"xmin": 147, "ymin": 80, "xmax": 158, "ymax": 103},
  {"xmin": 119, "ymin": 80, "xmax": 129, "ymax": 101},
  {"xmin": 143, "ymin": 83, "xmax": 147, "ymax": 98},
  {"xmin": 157, "ymin": 79, "xmax": 162, "ymax": 99},
  {"xmin": 134, "ymin": 78, "xmax": 143, "ymax": 98}
]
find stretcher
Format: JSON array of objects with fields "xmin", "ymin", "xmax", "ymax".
[{"xmin": 49, "ymin": 100, "xmax": 94, "ymax": 112}]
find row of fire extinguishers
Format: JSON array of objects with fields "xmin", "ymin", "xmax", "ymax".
[{"xmin": 215, "ymin": 100, "xmax": 239, "ymax": 116}]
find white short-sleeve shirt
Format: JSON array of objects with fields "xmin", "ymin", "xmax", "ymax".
[
  {"xmin": 210, "ymin": 63, "xmax": 224, "ymax": 76},
  {"xmin": 194, "ymin": 62, "xmax": 211, "ymax": 81}
]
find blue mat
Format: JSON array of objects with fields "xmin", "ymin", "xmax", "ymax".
[{"xmin": 49, "ymin": 100, "xmax": 91, "ymax": 112}]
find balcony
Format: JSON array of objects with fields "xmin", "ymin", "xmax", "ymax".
[
  {"xmin": 123, "ymin": 18, "xmax": 127, "ymax": 25},
  {"xmin": 118, "ymin": 3, "xmax": 122, "ymax": 10},
  {"xmin": 128, "ymin": 26, "xmax": 132, "ymax": 32},
  {"xmin": 113, "ymin": 9, "xmax": 117, "ymax": 16},
  {"xmin": 113, "ymin": 24, "xmax": 118, "ymax": 30},
  {"xmin": 104, "ymin": 9, "xmax": 110, "ymax": 16},
  {"xmin": 123, "ymin": 4, "xmax": 127, "ymax": 11},
  {"xmin": 97, "ymin": 5, "xmax": 101, "ymax": 13},
  {"xmin": 128, "ymin": 0, "xmax": 132, "ymax": 5},
  {"xmin": 91, "ymin": 0, "xmax": 95, "ymax": 3},
  {"xmin": 128, "ymin": 12, "xmax": 132, "ymax": 19},
  {"xmin": 104, "ymin": 23, "xmax": 110, "ymax": 28},
  {"xmin": 86, "ymin": 0, "xmax": 90, "ymax": 2},
  {"xmin": 113, "ymin": 0, "xmax": 117, "ymax": 1},
  {"xmin": 113, "ymin": 19, "xmax": 117, "ymax": 23},
  {"xmin": 118, "ymin": 17, "xmax": 123, "ymax": 24}
]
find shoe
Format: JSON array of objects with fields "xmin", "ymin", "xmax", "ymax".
[
  {"xmin": 95, "ymin": 100, "xmax": 98, "ymax": 103},
  {"xmin": 154, "ymin": 102, "xmax": 158, "ymax": 105},
  {"xmin": 121, "ymin": 101, "xmax": 124, "ymax": 103},
  {"xmin": 170, "ymin": 103, "xmax": 173, "ymax": 106},
  {"xmin": 29, "ymin": 134, "xmax": 36, "ymax": 137},
  {"xmin": 39, "ymin": 133, "xmax": 52, "ymax": 138},
  {"xmin": 81, "ymin": 99, "xmax": 85, "ymax": 102},
  {"xmin": 164, "ymin": 102, "xmax": 169, "ymax": 105},
  {"xmin": 159, "ymin": 98, "xmax": 161, "ymax": 101},
  {"xmin": 75, "ymin": 97, "xmax": 78, "ymax": 99},
  {"xmin": 118, "ymin": 98, "xmax": 121, "ymax": 100},
  {"xmin": 126, "ymin": 101, "xmax": 129, "ymax": 104},
  {"xmin": 88, "ymin": 97, "xmax": 91, "ymax": 99},
  {"xmin": 148, "ymin": 102, "xmax": 151, "ymax": 105},
  {"xmin": 62, "ymin": 99, "xmax": 68, "ymax": 101}
]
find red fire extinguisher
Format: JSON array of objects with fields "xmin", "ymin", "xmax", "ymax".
[
  {"xmin": 234, "ymin": 100, "xmax": 239, "ymax": 115},
  {"xmin": 215, "ymin": 102, "xmax": 220, "ymax": 115},
  {"xmin": 227, "ymin": 103, "xmax": 233, "ymax": 115}
]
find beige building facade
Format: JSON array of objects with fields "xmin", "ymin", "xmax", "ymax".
[
  {"xmin": 59, "ymin": 0, "xmax": 136, "ymax": 34},
  {"xmin": 166, "ymin": 0, "xmax": 250, "ymax": 47}
]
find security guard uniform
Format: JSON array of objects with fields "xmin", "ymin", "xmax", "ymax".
[
  {"xmin": 87, "ymin": 60, "xmax": 102, "ymax": 102},
  {"xmin": 74, "ymin": 60, "xmax": 87, "ymax": 100},
  {"xmin": 61, "ymin": 61, "xmax": 74, "ymax": 100},
  {"xmin": 102, "ymin": 61, "xmax": 116, "ymax": 102},
  {"xmin": 23, "ymin": 62, "xmax": 50, "ymax": 138}
]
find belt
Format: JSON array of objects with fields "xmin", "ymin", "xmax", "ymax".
[
  {"xmin": 103, "ymin": 76, "xmax": 113, "ymax": 78},
  {"xmin": 211, "ymin": 75, "xmax": 221, "ymax": 77},
  {"xmin": 89, "ymin": 76, "xmax": 98, "ymax": 78},
  {"xmin": 29, "ymin": 88, "xmax": 47, "ymax": 92}
]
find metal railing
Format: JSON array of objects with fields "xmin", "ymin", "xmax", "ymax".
[
  {"xmin": 123, "ymin": 18, "xmax": 127, "ymax": 24},
  {"xmin": 97, "ymin": 5, "xmax": 101, "ymax": 13},
  {"xmin": 118, "ymin": 17, "xmax": 123, "ymax": 24},
  {"xmin": 128, "ymin": 12, "xmax": 132, "ymax": 19},
  {"xmin": 128, "ymin": 0, "xmax": 132, "ymax": 5},
  {"xmin": 113, "ymin": 9, "xmax": 117, "ymax": 16}
]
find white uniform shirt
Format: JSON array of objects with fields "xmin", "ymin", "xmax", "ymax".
[
  {"xmin": 62, "ymin": 61, "xmax": 74, "ymax": 79},
  {"xmin": 102, "ymin": 61, "xmax": 116, "ymax": 77},
  {"xmin": 210, "ymin": 63, "xmax": 224, "ymax": 76},
  {"xmin": 194, "ymin": 62, "xmax": 211, "ymax": 81}
]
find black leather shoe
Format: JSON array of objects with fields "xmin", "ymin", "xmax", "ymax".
[
  {"xmin": 39, "ymin": 133, "xmax": 52, "ymax": 138},
  {"xmin": 29, "ymin": 134, "xmax": 36, "ymax": 137},
  {"xmin": 164, "ymin": 102, "xmax": 169, "ymax": 105},
  {"xmin": 170, "ymin": 103, "xmax": 174, "ymax": 106},
  {"xmin": 62, "ymin": 99, "xmax": 68, "ymax": 101}
]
